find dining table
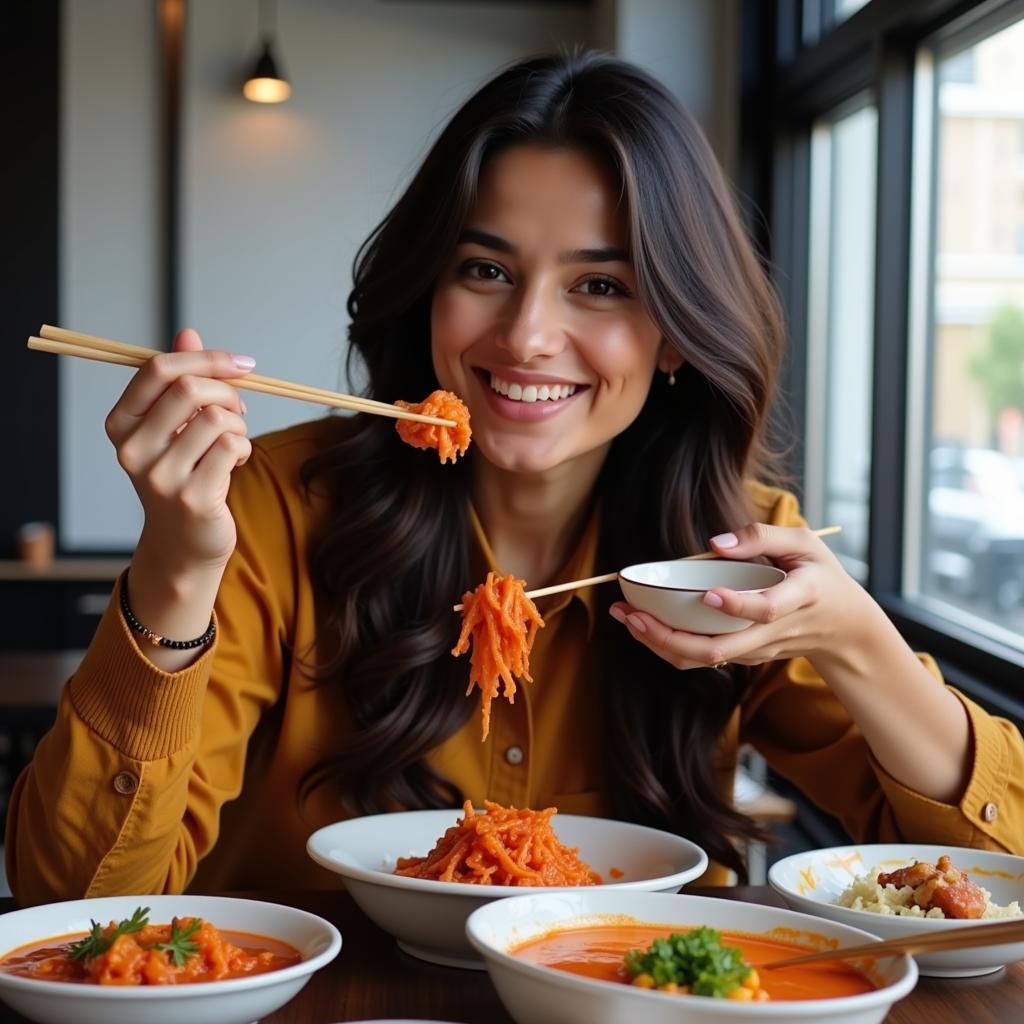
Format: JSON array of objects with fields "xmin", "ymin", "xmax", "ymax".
[{"xmin": 0, "ymin": 885, "xmax": 1021, "ymax": 1023}]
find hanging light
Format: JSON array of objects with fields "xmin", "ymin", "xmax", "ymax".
[{"xmin": 243, "ymin": 0, "xmax": 291, "ymax": 103}]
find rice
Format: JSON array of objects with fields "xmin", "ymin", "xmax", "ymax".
[{"xmin": 836, "ymin": 864, "xmax": 1023, "ymax": 920}]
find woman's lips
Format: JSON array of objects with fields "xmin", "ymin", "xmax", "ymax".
[{"xmin": 475, "ymin": 369, "xmax": 588, "ymax": 423}]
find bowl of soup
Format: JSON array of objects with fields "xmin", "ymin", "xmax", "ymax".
[
  {"xmin": 307, "ymin": 806, "xmax": 707, "ymax": 969},
  {"xmin": 0, "ymin": 894, "xmax": 341, "ymax": 1024},
  {"xmin": 618, "ymin": 560, "xmax": 786, "ymax": 634},
  {"xmin": 466, "ymin": 890, "xmax": 917, "ymax": 1024},
  {"xmin": 769, "ymin": 843, "xmax": 1024, "ymax": 977}
]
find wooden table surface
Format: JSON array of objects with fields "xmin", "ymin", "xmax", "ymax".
[{"xmin": 1, "ymin": 886, "xmax": 1021, "ymax": 1022}]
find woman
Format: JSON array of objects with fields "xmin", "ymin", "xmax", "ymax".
[{"xmin": 7, "ymin": 51, "xmax": 1022, "ymax": 903}]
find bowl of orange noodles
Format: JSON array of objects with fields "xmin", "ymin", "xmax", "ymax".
[
  {"xmin": 307, "ymin": 802, "xmax": 707, "ymax": 969},
  {"xmin": 465, "ymin": 890, "xmax": 917, "ymax": 1024}
]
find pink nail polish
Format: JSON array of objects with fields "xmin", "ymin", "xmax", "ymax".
[
  {"xmin": 626, "ymin": 614, "xmax": 647, "ymax": 633},
  {"xmin": 232, "ymin": 354, "xmax": 256, "ymax": 370},
  {"xmin": 704, "ymin": 591, "xmax": 724, "ymax": 608},
  {"xmin": 609, "ymin": 606, "xmax": 627, "ymax": 623},
  {"xmin": 711, "ymin": 532, "xmax": 738, "ymax": 549}
]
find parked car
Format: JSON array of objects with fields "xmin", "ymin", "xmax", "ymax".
[{"xmin": 927, "ymin": 445, "xmax": 1024, "ymax": 611}]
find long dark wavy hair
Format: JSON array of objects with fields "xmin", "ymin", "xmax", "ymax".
[{"xmin": 298, "ymin": 51, "xmax": 786, "ymax": 877}]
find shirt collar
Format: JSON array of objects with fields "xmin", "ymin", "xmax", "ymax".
[{"xmin": 468, "ymin": 502, "xmax": 601, "ymax": 637}]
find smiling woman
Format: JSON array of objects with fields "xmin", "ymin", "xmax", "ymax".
[
  {"xmin": 6, "ymin": 51, "xmax": 1024, "ymax": 909},
  {"xmin": 430, "ymin": 145, "xmax": 671, "ymax": 477}
]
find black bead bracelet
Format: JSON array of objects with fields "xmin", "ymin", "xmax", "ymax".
[{"xmin": 120, "ymin": 578, "xmax": 216, "ymax": 650}]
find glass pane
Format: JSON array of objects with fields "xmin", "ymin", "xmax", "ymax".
[
  {"xmin": 919, "ymin": 19, "xmax": 1024, "ymax": 642},
  {"xmin": 833, "ymin": 0, "xmax": 870, "ymax": 24},
  {"xmin": 805, "ymin": 0, "xmax": 871, "ymax": 45},
  {"xmin": 806, "ymin": 102, "xmax": 878, "ymax": 580}
]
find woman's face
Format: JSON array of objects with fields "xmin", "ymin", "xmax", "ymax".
[{"xmin": 431, "ymin": 144, "xmax": 672, "ymax": 475}]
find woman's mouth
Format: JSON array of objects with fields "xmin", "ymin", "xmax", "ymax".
[
  {"xmin": 486, "ymin": 371, "xmax": 578, "ymax": 403},
  {"xmin": 474, "ymin": 369, "xmax": 588, "ymax": 421}
]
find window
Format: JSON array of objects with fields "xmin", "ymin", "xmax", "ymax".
[
  {"xmin": 805, "ymin": 100, "xmax": 878, "ymax": 580},
  {"xmin": 802, "ymin": 0, "xmax": 870, "ymax": 47},
  {"xmin": 907, "ymin": 19, "xmax": 1024, "ymax": 650},
  {"xmin": 757, "ymin": 0, "xmax": 1024, "ymax": 708}
]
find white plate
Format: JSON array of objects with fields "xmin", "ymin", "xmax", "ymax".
[
  {"xmin": 0, "ymin": 894, "xmax": 341, "ymax": 1024},
  {"xmin": 768, "ymin": 843, "xmax": 1024, "ymax": 977},
  {"xmin": 307, "ymin": 809, "xmax": 707, "ymax": 969},
  {"xmin": 466, "ymin": 890, "xmax": 917, "ymax": 1024}
]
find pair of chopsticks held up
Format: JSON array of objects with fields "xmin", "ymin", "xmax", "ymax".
[
  {"xmin": 28, "ymin": 324, "xmax": 840, "ymax": 606},
  {"xmin": 27, "ymin": 325, "xmax": 457, "ymax": 428}
]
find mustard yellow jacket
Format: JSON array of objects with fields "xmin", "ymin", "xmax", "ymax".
[{"xmin": 7, "ymin": 418, "xmax": 1023, "ymax": 904}]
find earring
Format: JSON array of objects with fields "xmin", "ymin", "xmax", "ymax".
[{"xmin": 667, "ymin": 369, "xmax": 676, "ymax": 386}]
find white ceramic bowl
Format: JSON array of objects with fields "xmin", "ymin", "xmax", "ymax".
[
  {"xmin": 618, "ymin": 560, "xmax": 786, "ymax": 634},
  {"xmin": 465, "ymin": 890, "xmax": 917, "ymax": 1024},
  {"xmin": 769, "ymin": 843, "xmax": 1024, "ymax": 977},
  {"xmin": 307, "ymin": 809, "xmax": 707, "ymax": 969},
  {"xmin": 0, "ymin": 894, "xmax": 341, "ymax": 1024}
]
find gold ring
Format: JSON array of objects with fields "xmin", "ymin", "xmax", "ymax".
[{"xmin": 714, "ymin": 662, "xmax": 728, "ymax": 670}]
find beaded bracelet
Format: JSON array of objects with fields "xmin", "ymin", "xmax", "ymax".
[{"xmin": 120, "ymin": 578, "xmax": 216, "ymax": 650}]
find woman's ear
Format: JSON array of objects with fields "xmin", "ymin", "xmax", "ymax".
[{"xmin": 656, "ymin": 341, "xmax": 684, "ymax": 376}]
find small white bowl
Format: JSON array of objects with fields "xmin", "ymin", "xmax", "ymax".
[
  {"xmin": 465, "ymin": 890, "xmax": 917, "ymax": 1024},
  {"xmin": 768, "ymin": 843, "xmax": 1024, "ymax": 977},
  {"xmin": 618, "ymin": 560, "xmax": 786, "ymax": 634},
  {"xmin": 307, "ymin": 809, "xmax": 707, "ymax": 969},
  {"xmin": 0, "ymin": 895, "xmax": 341, "ymax": 1024}
]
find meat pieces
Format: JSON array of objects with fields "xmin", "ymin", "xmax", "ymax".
[{"xmin": 878, "ymin": 855, "xmax": 987, "ymax": 919}]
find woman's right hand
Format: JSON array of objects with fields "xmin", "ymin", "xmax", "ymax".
[{"xmin": 105, "ymin": 327, "xmax": 255, "ymax": 579}]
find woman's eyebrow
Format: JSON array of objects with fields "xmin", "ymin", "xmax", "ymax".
[{"xmin": 458, "ymin": 228, "xmax": 630, "ymax": 264}]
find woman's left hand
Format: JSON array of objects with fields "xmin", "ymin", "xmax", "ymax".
[{"xmin": 609, "ymin": 523, "xmax": 876, "ymax": 671}]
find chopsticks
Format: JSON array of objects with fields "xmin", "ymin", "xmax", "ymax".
[
  {"xmin": 762, "ymin": 916, "xmax": 1024, "ymax": 970},
  {"xmin": 27, "ymin": 325, "xmax": 458, "ymax": 428},
  {"xmin": 452, "ymin": 525, "xmax": 842, "ymax": 612}
]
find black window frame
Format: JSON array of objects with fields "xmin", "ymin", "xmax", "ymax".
[{"xmin": 743, "ymin": 0, "xmax": 1024, "ymax": 723}]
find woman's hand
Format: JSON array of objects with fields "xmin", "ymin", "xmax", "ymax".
[
  {"xmin": 609, "ymin": 523, "xmax": 876, "ymax": 671},
  {"xmin": 610, "ymin": 522, "xmax": 974, "ymax": 805},
  {"xmin": 105, "ymin": 327, "xmax": 255, "ymax": 579}
]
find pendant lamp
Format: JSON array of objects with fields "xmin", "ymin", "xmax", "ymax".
[{"xmin": 243, "ymin": 0, "xmax": 291, "ymax": 103}]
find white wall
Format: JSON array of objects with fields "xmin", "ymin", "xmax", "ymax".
[
  {"xmin": 60, "ymin": 0, "xmax": 162, "ymax": 549},
  {"xmin": 59, "ymin": 0, "xmax": 737, "ymax": 551}
]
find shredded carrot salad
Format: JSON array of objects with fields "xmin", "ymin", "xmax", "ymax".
[
  {"xmin": 395, "ymin": 389, "xmax": 471, "ymax": 463},
  {"xmin": 394, "ymin": 800, "xmax": 602, "ymax": 886},
  {"xmin": 452, "ymin": 571, "xmax": 545, "ymax": 740}
]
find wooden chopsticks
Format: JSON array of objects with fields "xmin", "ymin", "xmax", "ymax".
[
  {"xmin": 762, "ymin": 916, "xmax": 1024, "ymax": 970},
  {"xmin": 451, "ymin": 526, "xmax": 842, "ymax": 612},
  {"xmin": 28, "ymin": 325, "xmax": 458, "ymax": 428}
]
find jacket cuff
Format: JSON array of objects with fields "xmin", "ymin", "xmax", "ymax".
[
  {"xmin": 69, "ymin": 574, "xmax": 216, "ymax": 761},
  {"xmin": 871, "ymin": 687, "xmax": 1011, "ymax": 846}
]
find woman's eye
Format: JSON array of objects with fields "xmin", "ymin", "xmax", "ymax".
[
  {"xmin": 463, "ymin": 261, "xmax": 509, "ymax": 283},
  {"xmin": 575, "ymin": 276, "xmax": 629, "ymax": 298}
]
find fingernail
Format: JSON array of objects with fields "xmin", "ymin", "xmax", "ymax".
[
  {"xmin": 626, "ymin": 614, "xmax": 647, "ymax": 633},
  {"xmin": 609, "ymin": 606, "xmax": 627, "ymax": 624},
  {"xmin": 232, "ymin": 354, "xmax": 256, "ymax": 370},
  {"xmin": 711, "ymin": 532, "xmax": 738, "ymax": 549},
  {"xmin": 240, "ymin": 398, "xmax": 248, "ymax": 415},
  {"xmin": 704, "ymin": 591, "xmax": 724, "ymax": 608}
]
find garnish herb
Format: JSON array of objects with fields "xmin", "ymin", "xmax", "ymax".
[
  {"xmin": 623, "ymin": 926, "xmax": 753, "ymax": 998},
  {"xmin": 67, "ymin": 906, "xmax": 150, "ymax": 961},
  {"xmin": 154, "ymin": 917, "xmax": 203, "ymax": 967}
]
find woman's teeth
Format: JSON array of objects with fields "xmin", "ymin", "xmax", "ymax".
[{"xmin": 488, "ymin": 373, "xmax": 577, "ymax": 403}]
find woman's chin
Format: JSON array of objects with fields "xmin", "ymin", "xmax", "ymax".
[{"xmin": 474, "ymin": 435, "xmax": 568, "ymax": 475}]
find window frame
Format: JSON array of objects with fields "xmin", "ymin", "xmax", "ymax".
[{"xmin": 745, "ymin": 0, "xmax": 1024, "ymax": 720}]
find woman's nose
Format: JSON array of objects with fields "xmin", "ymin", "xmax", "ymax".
[{"xmin": 497, "ymin": 285, "xmax": 567, "ymax": 363}]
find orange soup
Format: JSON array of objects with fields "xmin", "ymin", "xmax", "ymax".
[
  {"xmin": 0, "ymin": 919, "xmax": 301, "ymax": 986},
  {"xmin": 512, "ymin": 924, "xmax": 876, "ymax": 1001}
]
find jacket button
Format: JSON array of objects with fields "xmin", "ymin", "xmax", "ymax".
[
  {"xmin": 981, "ymin": 801, "xmax": 998, "ymax": 823},
  {"xmin": 504, "ymin": 745, "xmax": 524, "ymax": 766},
  {"xmin": 113, "ymin": 771, "xmax": 139, "ymax": 795}
]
